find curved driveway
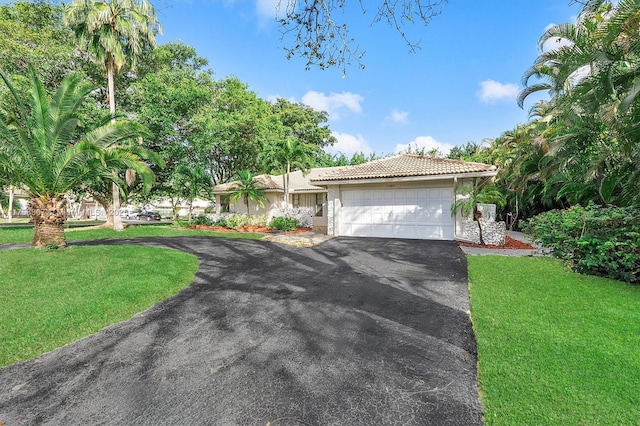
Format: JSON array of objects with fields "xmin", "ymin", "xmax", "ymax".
[{"xmin": 0, "ymin": 237, "xmax": 482, "ymax": 425}]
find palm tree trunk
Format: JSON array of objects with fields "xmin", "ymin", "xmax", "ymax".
[
  {"xmin": 107, "ymin": 59, "xmax": 124, "ymax": 232},
  {"xmin": 475, "ymin": 218, "xmax": 485, "ymax": 246},
  {"xmin": 7, "ymin": 186, "xmax": 14, "ymax": 222},
  {"xmin": 29, "ymin": 197, "xmax": 67, "ymax": 248}
]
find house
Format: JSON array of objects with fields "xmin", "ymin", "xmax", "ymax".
[
  {"xmin": 212, "ymin": 167, "xmax": 343, "ymax": 232},
  {"xmin": 213, "ymin": 154, "xmax": 498, "ymax": 240}
]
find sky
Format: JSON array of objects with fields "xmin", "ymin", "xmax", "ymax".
[{"xmin": 155, "ymin": 0, "xmax": 582, "ymax": 157}]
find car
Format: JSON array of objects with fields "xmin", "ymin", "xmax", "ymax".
[{"xmin": 135, "ymin": 211, "xmax": 161, "ymax": 221}]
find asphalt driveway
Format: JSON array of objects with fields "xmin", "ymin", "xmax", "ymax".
[{"xmin": 0, "ymin": 237, "xmax": 482, "ymax": 425}]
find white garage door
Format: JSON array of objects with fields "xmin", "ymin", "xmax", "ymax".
[{"xmin": 339, "ymin": 188, "xmax": 455, "ymax": 240}]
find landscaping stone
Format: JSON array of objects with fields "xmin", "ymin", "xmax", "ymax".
[{"xmin": 462, "ymin": 219, "xmax": 506, "ymax": 246}]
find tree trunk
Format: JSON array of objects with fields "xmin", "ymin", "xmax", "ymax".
[
  {"xmin": 107, "ymin": 60, "xmax": 124, "ymax": 232},
  {"xmin": 8, "ymin": 186, "xmax": 14, "ymax": 222},
  {"xmin": 474, "ymin": 210, "xmax": 485, "ymax": 246},
  {"xmin": 29, "ymin": 197, "xmax": 67, "ymax": 248}
]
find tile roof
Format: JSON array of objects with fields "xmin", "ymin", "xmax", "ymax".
[
  {"xmin": 213, "ymin": 167, "xmax": 344, "ymax": 193},
  {"xmin": 310, "ymin": 154, "xmax": 497, "ymax": 182}
]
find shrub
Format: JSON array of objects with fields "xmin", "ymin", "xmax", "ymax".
[
  {"xmin": 270, "ymin": 208, "xmax": 313, "ymax": 228},
  {"xmin": 268, "ymin": 216, "xmax": 299, "ymax": 232},
  {"xmin": 524, "ymin": 205, "xmax": 640, "ymax": 283},
  {"xmin": 224, "ymin": 214, "xmax": 268, "ymax": 230},
  {"xmin": 192, "ymin": 215, "xmax": 213, "ymax": 226},
  {"xmin": 213, "ymin": 217, "xmax": 228, "ymax": 227}
]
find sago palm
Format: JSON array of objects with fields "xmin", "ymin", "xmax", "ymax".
[{"xmin": 0, "ymin": 67, "xmax": 150, "ymax": 248}]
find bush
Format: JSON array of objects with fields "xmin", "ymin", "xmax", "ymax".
[
  {"xmin": 524, "ymin": 205, "xmax": 640, "ymax": 283},
  {"xmin": 192, "ymin": 215, "xmax": 213, "ymax": 226},
  {"xmin": 268, "ymin": 216, "xmax": 299, "ymax": 232},
  {"xmin": 213, "ymin": 217, "xmax": 228, "ymax": 227},
  {"xmin": 224, "ymin": 214, "xmax": 268, "ymax": 230}
]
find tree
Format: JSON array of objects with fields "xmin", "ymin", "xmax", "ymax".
[
  {"xmin": 276, "ymin": 0, "xmax": 448, "ymax": 74},
  {"xmin": 0, "ymin": 68, "xmax": 150, "ymax": 248},
  {"xmin": 190, "ymin": 78, "xmax": 273, "ymax": 184},
  {"xmin": 451, "ymin": 180, "xmax": 505, "ymax": 246},
  {"xmin": 175, "ymin": 164, "xmax": 213, "ymax": 222},
  {"xmin": 128, "ymin": 42, "xmax": 214, "ymax": 201},
  {"xmin": 260, "ymin": 136, "xmax": 317, "ymax": 214},
  {"xmin": 227, "ymin": 170, "xmax": 269, "ymax": 216},
  {"xmin": 64, "ymin": 0, "xmax": 161, "ymax": 231}
]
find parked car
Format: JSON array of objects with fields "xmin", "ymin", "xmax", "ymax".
[{"xmin": 135, "ymin": 211, "xmax": 161, "ymax": 221}]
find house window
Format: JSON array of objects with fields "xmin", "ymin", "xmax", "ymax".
[
  {"xmin": 220, "ymin": 197, "xmax": 230, "ymax": 213},
  {"xmin": 315, "ymin": 193, "xmax": 325, "ymax": 217},
  {"xmin": 292, "ymin": 194, "xmax": 300, "ymax": 208}
]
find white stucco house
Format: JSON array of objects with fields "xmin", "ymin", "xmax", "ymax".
[{"xmin": 213, "ymin": 154, "xmax": 498, "ymax": 240}]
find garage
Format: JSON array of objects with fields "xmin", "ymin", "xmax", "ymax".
[
  {"xmin": 310, "ymin": 154, "xmax": 498, "ymax": 240},
  {"xmin": 340, "ymin": 187, "xmax": 455, "ymax": 240}
]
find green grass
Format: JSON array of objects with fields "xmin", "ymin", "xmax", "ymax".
[
  {"xmin": 468, "ymin": 256, "xmax": 640, "ymax": 425},
  {"xmin": 0, "ymin": 224, "xmax": 264, "ymax": 245},
  {"xmin": 0, "ymin": 245, "xmax": 199, "ymax": 367}
]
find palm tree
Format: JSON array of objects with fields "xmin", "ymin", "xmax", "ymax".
[
  {"xmin": 64, "ymin": 0, "xmax": 161, "ymax": 231},
  {"xmin": 227, "ymin": 170, "xmax": 269, "ymax": 217},
  {"xmin": 260, "ymin": 137, "xmax": 316, "ymax": 214},
  {"xmin": 0, "ymin": 67, "xmax": 151, "ymax": 247},
  {"xmin": 451, "ymin": 180, "xmax": 505, "ymax": 246},
  {"xmin": 176, "ymin": 164, "xmax": 213, "ymax": 222}
]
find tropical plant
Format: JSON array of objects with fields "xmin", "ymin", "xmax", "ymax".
[
  {"xmin": 260, "ymin": 137, "xmax": 316, "ymax": 214},
  {"xmin": 64, "ymin": 0, "xmax": 161, "ymax": 231},
  {"xmin": 0, "ymin": 67, "xmax": 150, "ymax": 247},
  {"xmin": 451, "ymin": 180, "xmax": 505, "ymax": 245},
  {"xmin": 227, "ymin": 170, "xmax": 269, "ymax": 217},
  {"xmin": 175, "ymin": 164, "xmax": 213, "ymax": 223}
]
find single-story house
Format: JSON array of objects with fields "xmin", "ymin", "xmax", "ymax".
[
  {"xmin": 213, "ymin": 154, "xmax": 498, "ymax": 240},
  {"xmin": 212, "ymin": 167, "xmax": 343, "ymax": 231}
]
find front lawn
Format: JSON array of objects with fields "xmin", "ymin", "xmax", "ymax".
[
  {"xmin": 0, "ymin": 245, "xmax": 199, "ymax": 367},
  {"xmin": 0, "ymin": 224, "xmax": 264, "ymax": 245},
  {"xmin": 468, "ymin": 256, "xmax": 640, "ymax": 425}
]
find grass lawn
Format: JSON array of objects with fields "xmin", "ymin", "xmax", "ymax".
[
  {"xmin": 0, "ymin": 245, "xmax": 199, "ymax": 367},
  {"xmin": 0, "ymin": 224, "xmax": 264, "ymax": 245},
  {"xmin": 468, "ymin": 256, "xmax": 640, "ymax": 425}
]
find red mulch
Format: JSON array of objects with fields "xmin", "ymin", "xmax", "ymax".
[
  {"xmin": 457, "ymin": 235, "xmax": 536, "ymax": 250},
  {"xmin": 189, "ymin": 225, "xmax": 313, "ymax": 234}
]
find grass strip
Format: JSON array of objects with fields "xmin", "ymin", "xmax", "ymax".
[
  {"xmin": 0, "ymin": 245, "xmax": 199, "ymax": 367},
  {"xmin": 468, "ymin": 255, "xmax": 640, "ymax": 425},
  {"xmin": 0, "ymin": 225, "xmax": 264, "ymax": 245}
]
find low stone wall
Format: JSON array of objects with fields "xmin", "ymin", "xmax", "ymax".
[{"xmin": 462, "ymin": 219, "xmax": 506, "ymax": 246}]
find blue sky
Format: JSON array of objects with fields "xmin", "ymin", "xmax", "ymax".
[{"xmin": 156, "ymin": 0, "xmax": 581, "ymax": 156}]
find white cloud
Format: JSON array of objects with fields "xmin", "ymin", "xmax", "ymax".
[
  {"xmin": 478, "ymin": 80, "xmax": 519, "ymax": 104},
  {"xmin": 255, "ymin": 0, "xmax": 279, "ymax": 19},
  {"xmin": 301, "ymin": 90, "xmax": 364, "ymax": 120},
  {"xmin": 254, "ymin": 0, "xmax": 281, "ymax": 28},
  {"xmin": 385, "ymin": 109, "xmax": 409, "ymax": 125},
  {"xmin": 266, "ymin": 94, "xmax": 296, "ymax": 104},
  {"xmin": 326, "ymin": 132, "xmax": 372, "ymax": 155},
  {"xmin": 395, "ymin": 136, "xmax": 455, "ymax": 156}
]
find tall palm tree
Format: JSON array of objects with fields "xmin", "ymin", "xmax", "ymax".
[
  {"xmin": 0, "ymin": 67, "xmax": 151, "ymax": 248},
  {"xmin": 227, "ymin": 170, "xmax": 269, "ymax": 217},
  {"xmin": 260, "ymin": 137, "xmax": 316, "ymax": 214},
  {"xmin": 176, "ymin": 164, "xmax": 213, "ymax": 222},
  {"xmin": 64, "ymin": 0, "xmax": 161, "ymax": 231}
]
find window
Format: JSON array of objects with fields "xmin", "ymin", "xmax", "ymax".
[
  {"xmin": 292, "ymin": 193, "xmax": 300, "ymax": 208},
  {"xmin": 315, "ymin": 193, "xmax": 326, "ymax": 217}
]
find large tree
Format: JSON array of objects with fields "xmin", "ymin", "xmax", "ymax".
[
  {"xmin": 276, "ymin": 0, "xmax": 448, "ymax": 73},
  {"xmin": 64, "ymin": 0, "xmax": 161, "ymax": 231},
  {"xmin": 0, "ymin": 68, "xmax": 151, "ymax": 247},
  {"xmin": 189, "ymin": 78, "xmax": 273, "ymax": 184}
]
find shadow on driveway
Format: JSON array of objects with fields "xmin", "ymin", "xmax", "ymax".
[{"xmin": 0, "ymin": 237, "xmax": 482, "ymax": 425}]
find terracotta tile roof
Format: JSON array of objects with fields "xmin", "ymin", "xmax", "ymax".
[
  {"xmin": 213, "ymin": 174, "xmax": 282, "ymax": 192},
  {"xmin": 213, "ymin": 167, "xmax": 344, "ymax": 193},
  {"xmin": 310, "ymin": 154, "xmax": 497, "ymax": 182}
]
